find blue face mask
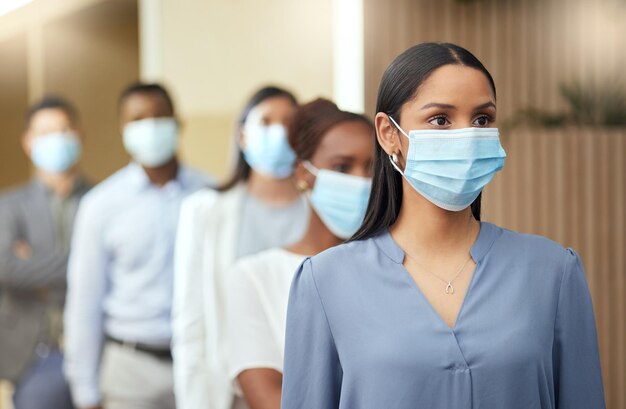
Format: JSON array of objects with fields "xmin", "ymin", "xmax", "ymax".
[
  {"xmin": 304, "ymin": 161, "xmax": 372, "ymax": 239},
  {"xmin": 388, "ymin": 116, "xmax": 506, "ymax": 211},
  {"xmin": 123, "ymin": 117, "xmax": 179, "ymax": 167},
  {"xmin": 31, "ymin": 132, "xmax": 82, "ymax": 173},
  {"xmin": 243, "ymin": 124, "xmax": 296, "ymax": 179}
]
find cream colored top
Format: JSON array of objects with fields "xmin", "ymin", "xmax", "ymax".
[{"xmin": 227, "ymin": 248, "xmax": 305, "ymax": 382}]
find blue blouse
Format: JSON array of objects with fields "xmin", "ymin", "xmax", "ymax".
[{"xmin": 281, "ymin": 222, "xmax": 605, "ymax": 409}]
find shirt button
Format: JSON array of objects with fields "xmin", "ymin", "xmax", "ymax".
[{"xmin": 450, "ymin": 365, "xmax": 469, "ymax": 373}]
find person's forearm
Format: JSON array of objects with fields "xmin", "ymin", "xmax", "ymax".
[
  {"xmin": 239, "ymin": 369, "xmax": 283, "ymax": 409},
  {"xmin": 246, "ymin": 387, "xmax": 281, "ymax": 409},
  {"xmin": 0, "ymin": 251, "xmax": 68, "ymax": 290}
]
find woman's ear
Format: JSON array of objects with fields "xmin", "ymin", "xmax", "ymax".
[
  {"xmin": 375, "ymin": 112, "xmax": 401, "ymax": 157},
  {"xmin": 294, "ymin": 161, "xmax": 315, "ymax": 192},
  {"xmin": 237, "ymin": 127, "xmax": 246, "ymax": 150}
]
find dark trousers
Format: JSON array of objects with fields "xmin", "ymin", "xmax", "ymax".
[{"xmin": 13, "ymin": 349, "xmax": 74, "ymax": 409}]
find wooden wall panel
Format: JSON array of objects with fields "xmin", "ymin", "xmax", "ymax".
[
  {"xmin": 364, "ymin": 0, "xmax": 626, "ymax": 120},
  {"xmin": 482, "ymin": 128, "xmax": 626, "ymax": 408}
]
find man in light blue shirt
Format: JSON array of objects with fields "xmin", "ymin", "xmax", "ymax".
[{"xmin": 64, "ymin": 83, "xmax": 210, "ymax": 409}]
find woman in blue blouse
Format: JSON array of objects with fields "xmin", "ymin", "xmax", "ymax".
[{"xmin": 281, "ymin": 43, "xmax": 605, "ymax": 409}]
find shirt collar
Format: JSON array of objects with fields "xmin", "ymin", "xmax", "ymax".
[
  {"xmin": 373, "ymin": 221, "xmax": 501, "ymax": 264},
  {"xmin": 126, "ymin": 160, "xmax": 189, "ymax": 191},
  {"xmin": 34, "ymin": 175, "xmax": 89, "ymax": 199}
]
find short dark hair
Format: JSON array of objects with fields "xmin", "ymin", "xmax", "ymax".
[
  {"xmin": 25, "ymin": 96, "xmax": 79, "ymax": 128},
  {"xmin": 217, "ymin": 85, "xmax": 298, "ymax": 192},
  {"xmin": 350, "ymin": 42, "xmax": 496, "ymax": 242},
  {"xmin": 118, "ymin": 82, "xmax": 175, "ymax": 114},
  {"xmin": 288, "ymin": 98, "xmax": 373, "ymax": 161}
]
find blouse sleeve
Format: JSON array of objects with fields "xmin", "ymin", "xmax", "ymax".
[
  {"xmin": 281, "ymin": 258, "xmax": 342, "ymax": 409},
  {"xmin": 553, "ymin": 249, "xmax": 606, "ymax": 408}
]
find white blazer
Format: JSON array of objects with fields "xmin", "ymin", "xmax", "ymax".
[{"xmin": 172, "ymin": 184, "xmax": 247, "ymax": 409}]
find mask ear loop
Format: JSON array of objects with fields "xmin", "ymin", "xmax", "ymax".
[
  {"xmin": 302, "ymin": 160, "xmax": 319, "ymax": 176},
  {"xmin": 386, "ymin": 115, "xmax": 409, "ymax": 174}
]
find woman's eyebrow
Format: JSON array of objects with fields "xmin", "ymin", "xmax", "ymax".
[
  {"xmin": 420, "ymin": 102, "xmax": 456, "ymax": 110},
  {"xmin": 329, "ymin": 154, "xmax": 355, "ymax": 161},
  {"xmin": 419, "ymin": 101, "xmax": 496, "ymax": 111},
  {"xmin": 474, "ymin": 101, "xmax": 496, "ymax": 110}
]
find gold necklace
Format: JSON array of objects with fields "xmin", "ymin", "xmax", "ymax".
[
  {"xmin": 403, "ymin": 252, "xmax": 472, "ymax": 295},
  {"xmin": 401, "ymin": 218, "xmax": 475, "ymax": 295}
]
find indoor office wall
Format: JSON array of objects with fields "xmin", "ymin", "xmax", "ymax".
[
  {"xmin": 0, "ymin": 34, "xmax": 30, "ymax": 189},
  {"xmin": 363, "ymin": 0, "xmax": 626, "ymax": 407},
  {"xmin": 0, "ymin": 0, "xmax": 138, "ymax": 188},
  {"xmin": 363, "ymin": 0, "xmax": 625, "ymax": 120},
  {"xmin": 43, "ymin": 0, "xmax": 139, "ymax": 183},
  {"xmin": 156, "ymin": 0, "xmax": 334, "ymax": 180}
]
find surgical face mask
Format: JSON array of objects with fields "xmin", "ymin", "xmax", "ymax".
[
  {"xmin": 303, "ymin": 161, "xmax": 372, "ymax": 239},
  {"xmin": 31, "ymin": 132, "xmax": 81, "ymax": 173},
  {"xmin": 242, "ymin": 123, "xmax": 296, "ymax": 179},
  {"xmin": 123, "ymin": 117, "xmax": 179, "ymax": 167},
  {"xmin": 388, "ymin": 116, "xmax": 506, "ymax": 211}
]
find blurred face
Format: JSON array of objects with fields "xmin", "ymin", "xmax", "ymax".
[
  {"xmin": 22, "ymin": 108, "xmax": 79, "ymax": 157},
  {"xmin": 240, "ymin": 95, "xmax": 296, "ymax": 147},
  {"xmin": 120, "ymin": 92, "xmax": 180, "ymax": 168},
  {"xmin": 296, "ymin": 120, "xmax": 375, "ymax": 188},
  {"xmin": 376, "ymin": 64, "xmax": 496, "ymax": 163},
  {"xmin": 119, "ymin": 92, "xmax": 174, "ymax": 131}
]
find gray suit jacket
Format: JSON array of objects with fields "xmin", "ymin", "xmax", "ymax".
[{"xmin": 0, "ymin": 179, "xmax": 90, "ymax": 382}]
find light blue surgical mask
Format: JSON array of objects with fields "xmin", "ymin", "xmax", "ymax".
[
  {"xmin": 31, "ymin": 132, "xmax": 81, "ymax": 173},
  {"xmin": 242, "ymin": 124, "xmax": 296, "ymax": 179},
  {"xmin": 303, "ymin": 161, "xmax": 372, "ymax": 239},
  {"xmin": 123, "ymin": 117, "xmax": 179, "ymax": 167},
  {"xmin": 388, "ymin": 116, "xmax": 506, "ymax": 211}
]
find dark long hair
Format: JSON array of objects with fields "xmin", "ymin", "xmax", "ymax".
[
  {"xmin": 350, "ymin": 43, "xmax": 496, "ymax": 242},
  {"xmin": 217, "ymin": 86, "xmax": 298, "ymax": 192}
]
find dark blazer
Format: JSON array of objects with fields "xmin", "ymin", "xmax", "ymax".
[{"xmin": 0, "ymin": 179, "xmax": 90, "ymax": 382}]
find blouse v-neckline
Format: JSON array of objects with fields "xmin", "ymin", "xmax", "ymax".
[{"xmin": 373, "ymin": 222, "xmax": 500, "ymax": 332}]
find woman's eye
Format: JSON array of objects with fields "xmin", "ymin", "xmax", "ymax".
[
  {"xmin": 428, "ymin": 116, "xmax": 450, "ymax": 126},
  {"xmin": 472, "ymin": 115, "xmax": 491, "ymax": 127},
  {"xmin": 332, "ymin": 163, "xmax": 351, "ymax": 173}
]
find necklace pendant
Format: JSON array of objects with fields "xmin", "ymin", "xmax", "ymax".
[{"xmin": 445, "ymin": 282, "xmax": 454, "ymax": 295}]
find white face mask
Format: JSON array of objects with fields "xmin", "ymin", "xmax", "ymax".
[
  {"xmin": 123, "ymin": 117, "xmax": 179, "ymax": 167},
  {"xmin": 388, "ymin": 116, "xmax": 506, "ymax": 211},
  {"xmin": 242, "ymin": 123, "xmax": 296, "ymax": 178},
  {"xmin": 303, "ymin": 161, "xmax": 372, "ymax": 239},
  {"xmin": 31, "ymin": 131, "xmax": 82, "ymax": 173}
]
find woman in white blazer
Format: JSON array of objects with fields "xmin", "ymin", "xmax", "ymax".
[
  {"xmin": 172, "ymin": 86, "xmax": 309, "ymax": 409},
  {"xmin": 226, "ymin": 98, "xmax": 375, "ymax": 409}
]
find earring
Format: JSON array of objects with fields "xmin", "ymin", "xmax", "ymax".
[
  {"xmin": 296, "ymin": 180, "xmax": 309, "ymax": 192},
  {"xmin": 391, "ymin": 153, "xmax": 399, "ymax": 163}
]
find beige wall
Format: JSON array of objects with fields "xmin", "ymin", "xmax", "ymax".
[
  {"xmin": 43, "ymin": 0, "xmax": 139, "ymax": 183},
  {"xmin": 0, "ymin": 0, "xmax": 335, "ymax": 186},
  {"xmin": 0, "ymin": 0, "xmax": 139, "ymax": 188},
  {"xmin": 153, "ymin": 0, "xmax": 334, "ymax": 181},
  {"xmin": 0, "ymin": 33, "xmax": 30, "ymax": 189}
]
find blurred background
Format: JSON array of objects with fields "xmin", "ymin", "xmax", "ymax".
[{"xmin": 0, "ymin": 0, "xmax": 624, "ymax": 407}]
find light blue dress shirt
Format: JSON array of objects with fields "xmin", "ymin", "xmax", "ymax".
[
  {"xmin": 64, "ymin": 162, "xmax": 209, "ymax": 407},
  {"xmin": 282, "ymin": 222, "xmax": 606, "ymax": 409}
]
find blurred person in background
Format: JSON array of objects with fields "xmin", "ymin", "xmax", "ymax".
[
  {"xmin": 172, "ymin": 86, "xmax": 308, "ymax": 409},
  {"xmin": 0, "ymin": 96, "xmax": 90, "ymax": 409},
  {"xmin": 64, "ymin": 83, "xmax": 210, "ymax": 409},
  {"xmin": 226, "ymin": 98, "xmax": 374, "ymax": 409}
]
